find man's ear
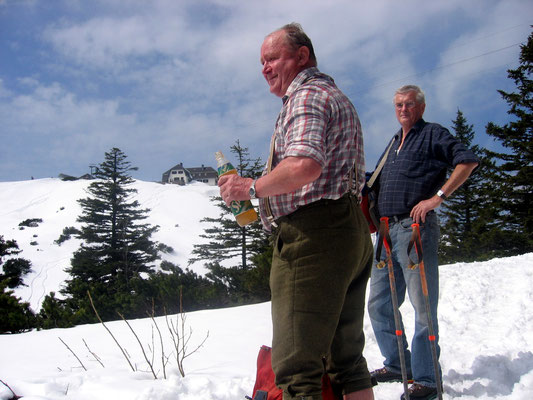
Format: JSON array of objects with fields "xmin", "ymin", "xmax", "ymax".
[{"xmin": 297, "ymin": 46, "xmax": 310, "ymax": 66}]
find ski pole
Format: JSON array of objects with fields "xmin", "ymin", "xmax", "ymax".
[
  {"xmin": 376, "ymin": 217, "xmax": 410, "ymax": 400},
  {"xmin": 407, "ymin": 223, "xmax": 443, "ymax": 400}
]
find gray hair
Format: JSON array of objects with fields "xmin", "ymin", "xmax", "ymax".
[
  {"xmin": 273, "ymin": 22, "xmax": 317, "ymax": 66},
  {"xmin": 394, "ymin": 85, "xmax": 425, "ymax": 104}
]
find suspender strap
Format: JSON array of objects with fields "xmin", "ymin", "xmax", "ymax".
[{"xmin": 263, "ymin": 135, "xmax": 278, "ymax": 228}]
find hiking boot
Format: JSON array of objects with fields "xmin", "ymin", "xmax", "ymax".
[
  {"xmin": 370, "ymin": 367, "xmax": 413, "ymax": 383},
  {"xmin": 400, "ymin": 383, "xmax": 438, "ymax": 400}
]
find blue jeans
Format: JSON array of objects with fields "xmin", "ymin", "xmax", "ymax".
[{"xmin": 368, "ymin": 212, "xmax": 441, "ymax": 387}]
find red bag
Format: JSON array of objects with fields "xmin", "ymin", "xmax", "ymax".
[
  {"xmin": 360, "ymin": 137, "xmax": 396, "ymax": 234},
  {"xmin": 361, "ymin": 187, "xmax": 379, "ymax": 234},
  {"xmin": 250, "ymin": 345, "xmax": 338, "ymax": 400}
]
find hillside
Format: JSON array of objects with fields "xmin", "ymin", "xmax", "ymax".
[
  {"xmin": 0, "ymin": 178, "xmax": 221, "ymax": 311},
  {"xmin": 1, "ymin": 178, "xmax": 533, "ymax": 399}
]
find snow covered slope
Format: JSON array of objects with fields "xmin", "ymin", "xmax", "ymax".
[
  {"xmin": 0, "ymin": 254, "xmax": 532, "ymax": 399},
  {"xmin": 0, "ymin": 178, "xmax": 220, "ymax": 310}
]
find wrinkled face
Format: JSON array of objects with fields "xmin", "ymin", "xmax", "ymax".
[
  {"xmin": 394, "ymin": 91, "xmax": 425, "ymax": 130},
  {"xmin": 260, "ymin": 31, "xmax": 302, "ymax": 98}
]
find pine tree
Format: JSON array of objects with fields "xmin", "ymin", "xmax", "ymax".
[
  {"xmin": 0, "ymin": 236, "xmax": 32, "ymax": 288},
  {"xmin": 189, "ymin": 141, "xmax": 268, "ymax": 270},
  {"xmin": 63, "ymin": 148, "xmax": 160, "ymax": 323},
  {"xmin": 438, "ymin": 111, "xmax": 501, "ymax": 262},
  {"xmin": 145, "ymin": 261, "xmax": 230, "ymax": 313},
  {"xmin": 38, "ymin": 292, "xmax": 74, "ymax": 329},
  {"xmin": 0, "ymin": 236, "xmax": 36, "ymax": 333},
  {"xmin": 188, "ymin": 198, "xmax": 267, "ymax": 269},
  {"xmin": 485, "ymin": 28, "xmax": 533, "ymax": 254},
  {"xmin": 188, "ymin": 141, "xmax": 271, "ymax": 304},
  {"xmin": 0, "ymin": 282, "xmax": 36, "ymax": 333},
  {"xmin": 438, "ymin": 110, "xmax": 478, "ymax": 262}
]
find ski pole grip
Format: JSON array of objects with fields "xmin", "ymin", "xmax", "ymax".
[{"xmin": 379, "ymin": 217, "xmax": 392, "ymax": 252}]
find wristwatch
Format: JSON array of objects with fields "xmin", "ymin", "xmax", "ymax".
[
  {"xmin": 249, "ymin": 179, "xmax": 258, "ymax": 199},
  {"xmin": 437, "ymin": 189, "xmax": 447, "ymax": 200}
]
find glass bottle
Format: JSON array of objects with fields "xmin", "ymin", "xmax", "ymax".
[{"xmin": 215, "ymin": 151, "xmax": 258, "ymax": 227}]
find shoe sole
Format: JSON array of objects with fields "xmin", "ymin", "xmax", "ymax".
[{"xmin": 375, "ymin": 378, "xmax": 414, "ymax": 384}]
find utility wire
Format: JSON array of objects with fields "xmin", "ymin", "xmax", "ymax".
[{"xmin": 352, "ymin": 42, "xmax": 522, "ymax": 94}]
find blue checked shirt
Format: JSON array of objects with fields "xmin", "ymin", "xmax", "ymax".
[
  {"xmin": 259, "ymin": 67, "xmax": 365, "ymax": 231},
  {"xmin": 377, "ymin": 119, "xmax": 479, "ymax": 217}
]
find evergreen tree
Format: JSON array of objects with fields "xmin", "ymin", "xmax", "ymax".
[
  {"xmin": 38, "ymin": 291, "xmax": 74, "ymax": 329},
  {"xmin": 0, "ymin": 235, "xmax": 32, "ymax": 288},
  {"xmin": 485, "ymin": 28, "xmax": 533, "ymax": 254},
  {"xmin": 438, "ymin": 111, "xmax": 501, "ymax": 263},
  {"xmin": 0, "ymin": 236, "xmax": 36, "ymax": 333},
  {"xmin": 188, "ymin": 198, "xmax": 267, "ymax": 270},
  {"xmin": 63, "ymin": 148, "xmax": 160, "ymax": 323},
  {"xmin": 188, "ymin": 141, "xmax": 271, "ymax": 304},
  {"xmin": 0, "ymin": 282, "xmax": 36, "ymax": 333},
  {"xmin": 189, "ymin": 141, "xmax": 268, "ymax": 270},
  {"xmin": 144, "ymin": 261, "xmax": 230, "ymax": 313}
]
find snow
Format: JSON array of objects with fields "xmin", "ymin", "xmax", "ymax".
[
  {"xmin": 0, "ymin": 178, "xmax": 221, "ymax": 311},
  {"xmin": 1, "ymin": 178, "xmax": 533, "ymax": 399}
]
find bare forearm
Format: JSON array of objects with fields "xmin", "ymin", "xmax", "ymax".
[
  {"xmin": 255, "ymin": 156, "xmax": 322, "ymax": 198},
  {"xmin": 440, "ymin": 162, "xmax": 479, "ymax": 198},
  {"xmin": 218, "ymin": 156, "xmax": 322, "ymax": 206},
  {"xmin": 410, "ymin": 162, "xmax": 478, "ymax": 223}
]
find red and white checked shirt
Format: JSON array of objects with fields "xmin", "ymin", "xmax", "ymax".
[{"xmin": 259, "ymin": 67, "xmax": 366, "ymax": 231}]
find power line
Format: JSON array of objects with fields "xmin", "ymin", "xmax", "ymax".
[{"xmin": 352, "ymin": 42, "xmax": 522, "ymax": 94}]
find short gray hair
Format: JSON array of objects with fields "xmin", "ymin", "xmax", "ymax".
[{"xmin": 394, "ymin": 85, "xmax": 425, "ymax": 104}]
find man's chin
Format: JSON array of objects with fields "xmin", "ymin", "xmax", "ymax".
[{"xmin": 269, "ymin": 87, "xmax": 283, "ymax": 98}]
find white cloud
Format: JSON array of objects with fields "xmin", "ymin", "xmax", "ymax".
[{"xmin": 0, "ymin": 0, "xmax": 530, "ymax": 181}]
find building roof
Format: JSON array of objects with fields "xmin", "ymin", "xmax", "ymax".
[
  {"xmin": 187, "ymin": 165, "xmax": 217, "ymax": 176},
  {"xmin": 162, "ymin": 163, "xmax": 217, "ymax": 183}
]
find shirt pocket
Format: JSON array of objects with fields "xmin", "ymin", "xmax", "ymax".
[{"xmin": 397, "ymin": 151, "xmax": 440, "ymax": 179}]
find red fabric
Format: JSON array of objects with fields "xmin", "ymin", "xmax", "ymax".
[
  {"xmin": 252, "ymin": 346, "xmax": 282, "ymax": 400},
  {"xmin": 251, "ymin": 346, "xmax": 338, "ymax": 400},
  {"xmin": 360, "ymin": 193, "xmax": 377, "ymax": 233}
]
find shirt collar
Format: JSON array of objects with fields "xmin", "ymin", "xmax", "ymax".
[
  {"xmin": 281, "ymin": 67, "xmax": 321, "ymax": 104},
  {"xmin": 396, "ymin": 118, "xmax": 426, "ymax": 139}
]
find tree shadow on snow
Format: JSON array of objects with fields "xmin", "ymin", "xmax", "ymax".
[{"xmin": 443, "ymin": 351, "xmax": 533, "ymax": 397}]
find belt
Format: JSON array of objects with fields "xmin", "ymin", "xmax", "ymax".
[
  {"xmin": 387, "ymin": 210, "xmax": 436, "ymax": 223},
  {"xmin": 275, "ymin": 193, "xmax": 352, "ymax": 225},
  {"xmin": 387, "ymin": 213, "xmax": 411, "ymax": 223}
]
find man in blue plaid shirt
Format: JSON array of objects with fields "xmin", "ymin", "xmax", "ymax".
[{"xmin": 368, "ymin": 85, "xmax": 479, "ymax": 400}]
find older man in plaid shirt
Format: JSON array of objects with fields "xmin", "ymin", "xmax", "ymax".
[{"xmin": 219, "ymin": 23, "xmax": 374, "ymax": 400}]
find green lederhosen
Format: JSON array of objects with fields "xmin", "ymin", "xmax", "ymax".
[{"xmin": 270, "ymin": 194, "xmax": 374, "ymax": 400}]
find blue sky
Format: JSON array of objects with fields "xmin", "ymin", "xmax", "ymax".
[{"xmin": 0, "ymin": 0, "xmax": 531, "ymax": 182}]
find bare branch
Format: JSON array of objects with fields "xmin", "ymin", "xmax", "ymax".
[
  {"xmin": 0, "ymin": 379, "xmax": 22, "ymax": 400},
  {"xmin": 83, "ymin": 338, "xmax": 105, "ymax": 368},
  {"xmin": 87, "ymin": 290, "xmax": 135, "ymax": 372},
  {"xmin": 118, "ymin": 311, "xmax": 157, "ymax": 379},
  {"xmin": 58, "ymin": 337, "xmax": 87, "ymax": 371},
  {"xmin": 149, "ymin": 310, "xmax": 167, "ymax": 379},
  {"xmin": 172, "ymin": 286, "xmax": 209, "ymax": 377}
]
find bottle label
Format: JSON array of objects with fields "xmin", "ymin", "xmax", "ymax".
[
  {"xmin": 230, "ymin": 199, "xmax": 254, "ymax": 216},
  {"xmin": 217, "ymin": 162, "xmax": 235, "ymax": 176}
]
